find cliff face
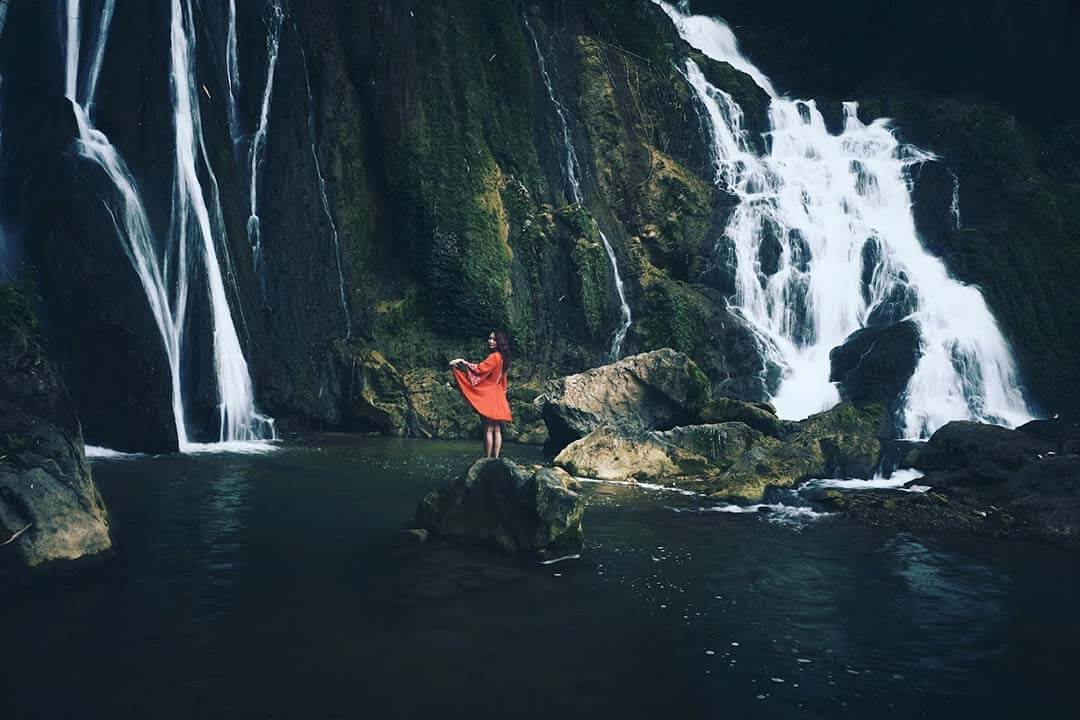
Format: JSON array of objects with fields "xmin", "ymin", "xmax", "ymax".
[{"xmin": 0, "ymin": 0, "xmax": 1076, "ymax": 450}]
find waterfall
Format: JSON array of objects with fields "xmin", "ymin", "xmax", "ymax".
[
  {"xmin": 169, "ymin": 0, "xmax": 274, "ymax": 444},
  {"xmin": 225, "ymin": 0, "xmax": 242, "ymax": 146},
  {"xmin": 246, "ymin": 0, "xmax": 284, "ymax": 290},
  {"xmin": 658, "ymin": 2, "xmax": 1032, "ymax": 437},
  {"xmin": 524, "ymin": 15, "xmax": 632, "ymax": 360},
  {"xmin": 62, "ymin": 0, "xmax": 191, "ymax": 448},
  {"xmin": 293, "ymin": 19, "xmax": 352, "ymax": 340}
]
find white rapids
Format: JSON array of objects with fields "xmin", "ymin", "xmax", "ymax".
[
  {"xmin": 524, "ymin": 14, "xmax": 632, "ymax": 360},
  {"xmin": 657, "ymin": 2, "xmax": 1032, "ymax": 437}
]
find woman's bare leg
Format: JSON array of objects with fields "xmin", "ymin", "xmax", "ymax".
[
  {"xmin": 493, "ymin": 423, "xmax": 503, "ymax": 458},
  {"xmin": 483, "ymin": 421, "xmax": 494, "ymax": 458}
]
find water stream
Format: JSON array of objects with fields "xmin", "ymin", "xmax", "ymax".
[
  {"xmin": 293, "ymin": 19, "xmax": 352, "ymax": 341},
  {"xmin": 246, "ymin": 0, "xmax": 284, "ymax": 291},
  {"xmin": 658, "ymin": 2, "xmax": 1032, "ymax": 437},
  {"xmin": 524, "ymin": 15, "xmax": 632, "ymax": 360}
]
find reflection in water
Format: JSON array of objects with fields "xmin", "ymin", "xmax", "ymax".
[{"xmin": 199, "ymin": 467, "xmax": 251, "ymax": 589}]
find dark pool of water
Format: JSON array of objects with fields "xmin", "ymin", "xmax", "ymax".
[{"xmin": 2, "ymin": 436, "xmax": 1079, "ymax": 719}]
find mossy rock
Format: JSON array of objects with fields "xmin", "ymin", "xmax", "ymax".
[{"xmin": 704, "ymin": 403, "xmax": 885, "ymax": 502}]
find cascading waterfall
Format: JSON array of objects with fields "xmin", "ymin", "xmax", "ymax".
[
  {"xmin": 246, "ymin": 0, "xmax": 284, "ymax": 289},
  {"xmin": 293, "ymin": 19, "xmax": 351, "ymax": 340},
  {"xmin": 658, "ymin": 2, "xmax": 1032, "ymax": 437},
  {"xmin": 63, "ymin": 0, "xmax": 191, "ymax": 448},
  {"xmin": 225, "ymin": 0, "xmax": 242, "ymax": 146},
  {"xmin": 169, "ymin": 0, "xmax": 274, "ymax": 443},
  {"xmin": 524, "ymin": 15, "xmax": 632, "ymax": 360},
  {"xmin": 60, "ymin": 0, "xmax": 273, "ymax": 450}
]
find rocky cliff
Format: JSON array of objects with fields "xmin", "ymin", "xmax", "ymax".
[{"xmin": 0, "ymin": 0, "xmax": 1075, "ymax": 451}]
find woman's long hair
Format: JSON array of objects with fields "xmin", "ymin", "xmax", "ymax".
[{"xmin": 493, "ymin": 330, "xmax": 512, "ymax": 374}]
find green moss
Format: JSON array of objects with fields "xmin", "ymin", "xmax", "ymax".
[
  {"xmin": 0, "ymin": 282, "xmax": 39, "ymax": 332},
  {"xmin": 637, "ymin": 276, "xmax": 711, "ymax": 356},
  {"xmin": 385, "ymin": 0, "xmax": 548, "ymax": 340}
]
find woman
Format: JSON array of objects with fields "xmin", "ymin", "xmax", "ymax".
[{"xmin": 449, "ymin": 331, "xmax": 513, "ymax": 458}]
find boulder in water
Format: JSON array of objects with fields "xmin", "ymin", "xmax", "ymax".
[
  {"xmin": 535, "ymin": 349, "xmax": 710, "ymax": 453},
  {"xmin": 820, "ymin": 420, "xmax": 1080, "ymax": 550},
  {"xmin": 554, "ymin": 422, "xmax": 764, "ymax": 482},
  {"xmin": 0, "ymin": 286, "xmax": 113, "ymax": 577},
  {"xmin": 704, "ymin": 403, "xmax": 884, "ymax": 502},
  {"xmin": 412, "ymin": 458, "xmax": 586, "ymax": 560}
]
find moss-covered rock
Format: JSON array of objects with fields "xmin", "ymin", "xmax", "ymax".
[
  {"xmin": 412, "ymin": 458, "xmax": 586, "ymax": 560},
  {"xmin": 555, "ymin": 421, "xmax": 764, "ymax": 481},
  {"xmin": 703, "ymin": 403, "xmax": 885, "ymax": 502},
  {"xmin": 0, "ymin": 284, "xmax": 113, "ymax": 577}
]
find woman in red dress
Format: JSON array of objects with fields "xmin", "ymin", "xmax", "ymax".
[{"xmin": 449, "ymin": 331, "xmax": 513, "ymax": 458}]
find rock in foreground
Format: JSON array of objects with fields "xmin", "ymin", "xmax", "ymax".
[
  {"xmin": 535, "ymin": 349, "xmax": 710, "ymax": 453},
  {"xmin": 821, "ymin": 420, "xmax": 1080, "ymax": 550},
  {"xmin": 703, "ymin": 403, "xmax": 884, "ymax": 502},
  {"xmin": 412, "ymin": 458, "xmax": 586, "ymax": 560},
  {"xmin": 0, "ymin": 286, "xmax": 112, "ymax": 577}
]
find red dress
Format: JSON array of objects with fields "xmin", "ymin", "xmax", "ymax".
[{"xmin": 452, "ymin": 352, "xmax": 513, "ymax": 422}]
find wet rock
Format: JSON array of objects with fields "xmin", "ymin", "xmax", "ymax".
[
  {"xmin": 846, "ymin": 420, "xmax": 1080, "ymax": 550},
  {"xmin": 699, "ymin": 397, "xmax": 783, "ymax": 438},
  {"xmin": 829, "ymin": 320, "xmax": 923, "ymax": 410},
  {"xmin": 0, "ymin": 287, "xmax": 112, "ymax": 577},
  {"xmin": 535, "ymin": 349, "xmax": 710, "ymax": 453},
  {"xmin": 342, "ymin": 350, "xmax": 413, "ymax": 435},
  {"xmin": 412, "ymin": 458, "xmax": 586, "ymax": 560},
  {"xmin": 554, "ymin": 422, "xmax": 764, "ymax": 482},
  {"xmin": 909, "ymin": 158, "xmax": 958, "ymax": 255},
  {"xmin": 704, "ymin": 403, "xmax": 884, "ymax": 502}
]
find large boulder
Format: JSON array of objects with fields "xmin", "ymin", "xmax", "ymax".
[
  {"xmin": 412, "ymin": 458, "xmax": 586, "ymax": 560},
  {"xmin": 535, "ymin": 349, "xmax": 710, "ymax": 452},
  {"xmin": 703, "ymin": 403, "xmax": 884, "ymax": 502},
  {"xmin": 0, "ymin": 285, "xmax": 112, "ymax": 577},
  {"xmin": 829, "ymin": 320, "xmax": 923, "ymax": 410},
  {"xmin": 554, "ymin": 422, "xmax": 764, "ymax": 482}
]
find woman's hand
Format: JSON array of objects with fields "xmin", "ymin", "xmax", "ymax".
[{"xmin": 448, "ymin": 358, "xmax": 465, "ymax": 368}]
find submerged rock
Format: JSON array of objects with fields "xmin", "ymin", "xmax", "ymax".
[
  {"xmin": 535, "ymin": 349, "xmax": 710, "ymax": 453},
  {"xmin": 554, "ymin": 422, "xmax": 764, "ymax": 482},
  {"xmin": 0, "ymin": 286, "xmax": 112, "ymax": 577},
  {"xmin": 703, "ymin": 403, "xmax": 884, "ymax": 502},
  {"xmin": 412, "ymin": 458, "xmax": 586, "ymax": 560}
]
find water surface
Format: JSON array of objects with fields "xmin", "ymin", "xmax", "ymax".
[{"xmin": 2, "ymin": 436, "xmax": 1077, "ymax": 719}]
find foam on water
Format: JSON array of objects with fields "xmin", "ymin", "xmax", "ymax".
[{"xmin": 801, "ymin": 468, "xmax": 930, "ymax": 493}]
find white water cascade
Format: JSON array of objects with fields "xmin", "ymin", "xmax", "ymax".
[
  {"xmin": 293, "ymin": 19, "xmax": 352, "ymax": 340},
  {"xmin": 63, "ymin": 0, "xmax": 191, "ymax": 448},
  {"xmin": 246, "ymin": 0, "xmax": 284, "ymax": 288},
  {"xmin": 658, "ymin": 2, "xmax": 1032, "ymax": 437},
  {"xmin": 61, "ymin": 0, "xmax": 273, "ymax": 450},
  {"xmin": 225, "ymin": 0, "xmax": 242, "ymax": 146},
  {"xmin": 169, "ymin": 0, "xmax": 274, "ymax": 443},
  {"xmin": 524, "ymin": 15, "xmax": 632, "ymax": 360}
]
